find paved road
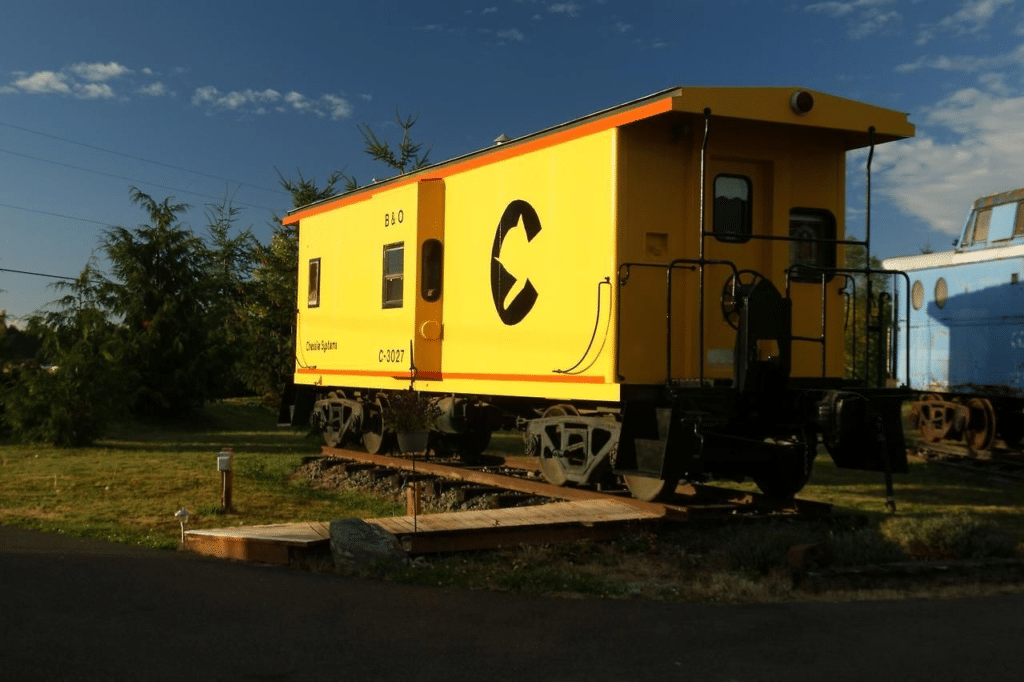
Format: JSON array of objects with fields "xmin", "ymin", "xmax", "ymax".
[{"xmin": 2, "ymin": 525, "xmax": 1023, "ymax": 681}]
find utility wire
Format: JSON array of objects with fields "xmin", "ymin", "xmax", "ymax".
[
  {"xmin": 0, "ymin": 266, "xmax": 78, "ymax": 282},
  {"xmin": 0, "ymin": 201, "xmax": 114, "ymax": 227},
  {"xmin": 0, "ymin": 148, "xmax": 280, "ymax": 212},
  {"xmin": 0, "ymin": 120, "xmax": 289, "ymax": 196}
]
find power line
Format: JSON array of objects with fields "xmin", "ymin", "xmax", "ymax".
[
  {"xmin": 0, "ymin": 201, "xmax": 114, "ymax": 227},
  {"xmin": 0, "ymin": 148, "xmax": 280, "ymax": 212},
  {"xmin": 0, "ymin": 119, "xmax": 289, "ymax": 196},
  {"xmin": 0, "ymin": 266, "xmax": 78, "ymax": 282}
]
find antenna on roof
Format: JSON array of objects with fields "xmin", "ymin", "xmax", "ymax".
[{"xmin": 493, "ymin": 134, "xmax": 510, "ymax": 145}]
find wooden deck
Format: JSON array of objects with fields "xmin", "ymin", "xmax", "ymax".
[{"xmin": 184, "ymin": 498, "xmax": 661, "ymax": 564}]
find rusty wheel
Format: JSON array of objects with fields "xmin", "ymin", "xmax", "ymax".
[
  {"xmin": 965, "ymin": 398, "xmax": 996, "ymax": 455},
  {"xmin": 537, "ymin": 404, "xmax": 579, "ymax": 487},
  {"xmin": 361, "ymin": 396, "xmax": 393, "ymax": 454},
  {"xmin": 916, "ymin": 394, "xmax": 953, "ymax": 443},
  {"xmin": 622, "ymin": 474, "xmax": 678, "ymax": 502}
]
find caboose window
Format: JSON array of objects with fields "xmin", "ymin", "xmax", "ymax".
[
  {"xmin": 382, "ymin": 242, "xmax": 404, "ymax": 309},
  {"xmin": 713, "ymin": 175, "xmax": 752, "ymax": 243},
  {"xmin": 421, "ymin": 239, "xmax": 443, "ymax": 302},
  {"xmin": 789, "ymin": 209, "xmax": 836, "ymax": 281},
  {"xmin": 307, "ymin": 258, "xmax": 321, "ymax": 308}
]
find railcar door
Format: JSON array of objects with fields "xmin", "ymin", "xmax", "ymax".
[
  {"xmin": 701, "ymin": 157, "xmax": 774, "ymax": 377},
  {"xmin": 413, "ymin": 179, "xmax": 446, "ymax": 381}
]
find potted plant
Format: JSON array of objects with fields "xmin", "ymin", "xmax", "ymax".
[{"xmin": 383, "ymin": 389, "xmax": 442, "ymax": 454}]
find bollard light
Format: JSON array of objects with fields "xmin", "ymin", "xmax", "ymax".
[{"xmin": 175, "ymin": 507, "xmax": 191, "ymax": 542}]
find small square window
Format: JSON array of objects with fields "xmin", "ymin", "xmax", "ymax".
[
  {"xmin": 307, "ymin": 258, "xmax": 321, "ymax": 307},
  {"xmin": 382, "ymin": 243, "xmax": 404, "ymax": 309},
  {"xmin": 789, "ymin": 209, "xmax": 836, "ymax": 282}
]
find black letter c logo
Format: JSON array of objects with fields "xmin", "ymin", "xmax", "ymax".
[{"xmin": 491, "ymin": 200, "xmax": 541, "ymax": 326}]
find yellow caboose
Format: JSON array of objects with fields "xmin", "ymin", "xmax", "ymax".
[{"xmin": 284, "ymin": 86, "xmax": 914, "ymax": 501}]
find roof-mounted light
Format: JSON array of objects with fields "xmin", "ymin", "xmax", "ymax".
[{"xmin": 790, "ymin": 90, "xmax": 814, "ymax": 115}]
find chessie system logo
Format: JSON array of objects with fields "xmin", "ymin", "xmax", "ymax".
[{"xmin": 490, "ymin": 200, "xmax": 542, "ymax": 326}]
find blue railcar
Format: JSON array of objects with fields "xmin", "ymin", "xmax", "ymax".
[{"xmin": 884, "ymin": 187, "xmax": 1024, "ymax": 451}]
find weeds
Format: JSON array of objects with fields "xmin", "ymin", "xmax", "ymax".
[{"xmin": 882, "ymin": 513, "xmax": 1019, "ymax": 561}]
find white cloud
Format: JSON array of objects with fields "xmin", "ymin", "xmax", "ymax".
[
  {"xmin": 615, "ymin": 22, "xmax": 632, "ymax": 33},
  {"xmin": 69, "ymin": 61, "xmax": 131, "ymax": 81},
  {"xmin": 138, "ymin": 81, "xmax": 170, "ymax": 97},
  {"xmin": 878, "ymin": 87, "xmax": 1024, "ymax": 236},
  {"xmin": 804, "ymin": 0, "xmax": 901, "ymax": 39},
  {"xmin": 194, "ymin": 85, "xmax": 351, "ymax": 120},
  {"xmin": 10, "ymin": 70, "xmax": 72, "ymax": 95},
  {"xmin": 895, "ymin": 44, "xmax": 1024, "ymax": 73},
  {"xmin": 76, "ymin": 83, "xmax": 115, "ymax": 99},
  {"xmin": 497, "ymin": 28, "xmax": 525, "ymax": 41},
  {"xmin": 917, "ymin": 0, "xmax": 1015, "ymax": 44},
  {"xmin": 482, "ymin": 6, "xmax": 498, "ymax": 13},
  {"xmin": 548, "ymin": 3, "xmax": 581, "ymax": 17}
]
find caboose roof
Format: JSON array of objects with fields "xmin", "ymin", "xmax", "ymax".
[{"xmin": 284, "ymin": 86, "xmax": 915, "ymax": 226}]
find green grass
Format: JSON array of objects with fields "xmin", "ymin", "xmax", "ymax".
[
  {"xmin": 4, "ymin": 403, "xmax": 1023, "ymax": 602},
  {"xmin": 0, "ymin": 399, "xmax": 403, "ymax": 549}
]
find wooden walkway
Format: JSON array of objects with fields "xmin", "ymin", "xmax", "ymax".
[{"xmin": 185, "ymin": 498, "xmax": 660, "ymax": 564}]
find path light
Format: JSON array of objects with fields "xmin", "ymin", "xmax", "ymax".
[{"xmin": 174, "ymin": 507, "xmax": 191, "ymax": 543}]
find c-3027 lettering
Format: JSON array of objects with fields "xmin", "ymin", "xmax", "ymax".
[{"xmin": 378, "ymin": 348, "xmax": 405, "ymax": 363}]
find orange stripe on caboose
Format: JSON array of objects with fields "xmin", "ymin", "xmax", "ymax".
[{"xmin": 296, "ymin": 367, "xmax": 605, "ymax": 384}]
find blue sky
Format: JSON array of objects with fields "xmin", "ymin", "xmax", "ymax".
[{"xmin": 2, "ymin": 0, "xmax": 1023, "ymax": 322}]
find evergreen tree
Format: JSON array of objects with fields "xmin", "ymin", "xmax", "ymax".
[
  {"xmin": 100, "ymin": 189, "xmax": 214, "ymax": 416},
  {"xmin": 1, "ymin": 261, "xmax": 127, "ymax": 445}
]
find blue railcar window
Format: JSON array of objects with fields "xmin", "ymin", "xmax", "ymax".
[
  {"xmin": 308, "ymin": 258, "xmax": 321, "ymax": 308},
  {"xmin": 971, "ymin": 209, "xmax": 991, "ymax": 243},
  {"xmin": 988, "ymin": 203, "xmax": 1018, "ymax": 242},
  {"xmin": 713, "ymin": 175, "xmax": 752, "ymax": 243},
  {"xmin": 382, "ymin": 242, "xmax": 404, "ymax": 309},
  {"xmin": 911, "ymin": 280, "xmax": 924, "ymax": 310},
  {"xmin": 935, "ymin": 278, "xmax": 948, "ymax": 308}
]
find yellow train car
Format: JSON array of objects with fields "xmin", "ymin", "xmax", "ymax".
[{"xmin": 284, "ymin": 86, "xmax": 915, "ymax": 501}]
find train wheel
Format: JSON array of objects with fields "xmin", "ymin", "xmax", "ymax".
[
  {"xmin": 753, "ymin": 434, "xmax": 816, "ymax": 500},
  {"xmin": 917, "ymin": 394, "xmax": 952, "ymax": 443},
  {"xmin": 622, "ymin": 475, "xmax": 678, "ymax": 502},
  {"xmin": 965, "ymin": 398, "xmax": 996, "ymax": 454},
  {"xmin": 361, "ymin": 397, "xmax": 393, "ymax": 454},
  {"xmin": 537, "ymin": 404, "xmax": 579, "ymax": 486},
  {"xmin": 321, "ymin": 390, "xmax": 346, "ymax": 448}
]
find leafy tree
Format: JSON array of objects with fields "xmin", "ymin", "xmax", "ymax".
[
  {"xmin": 100, "ymin": 188, "xmax": 215, "ymax": 416},
  {"xmin": 1, "ymin": 261, "xmax": 127, "ymax": 445},
  {"xmin": 357, "ymin": 109, "xmax": 432, "ymax": 179},
  {"xmin": 203, "ymin": 198, "xmax": 259, "ymax": 398}
]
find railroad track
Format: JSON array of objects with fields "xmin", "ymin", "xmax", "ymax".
[
  {"xmin": 909, "ymin": 441, "xmax": 1024, "ymax": 481},
  {"xmin": 317, "ymin": 445, "xmax": 832, "ymax": 520}
]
